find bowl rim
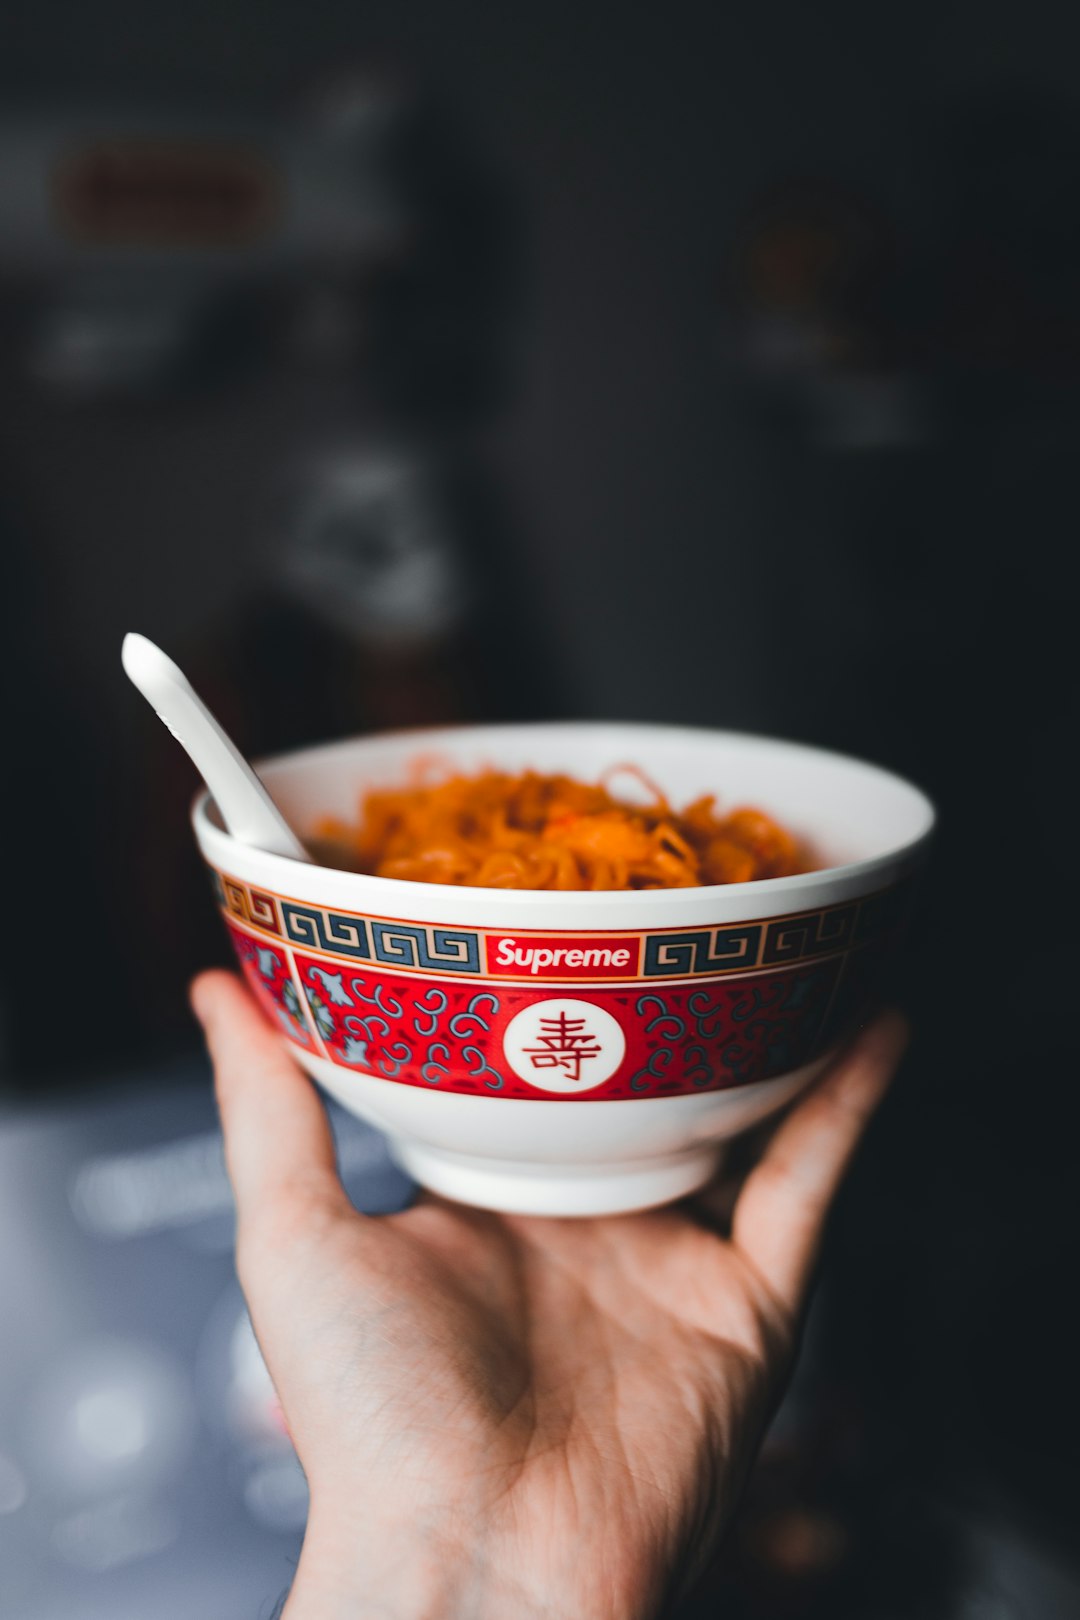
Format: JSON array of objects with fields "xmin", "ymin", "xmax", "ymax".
[{"xmin": 191, "ymin": 719, "xmax": 937, "ymax": 911}]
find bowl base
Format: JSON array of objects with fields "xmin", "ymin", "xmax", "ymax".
[{"xmin": 386, "ymin": 1140, "xmax": 722, "ymax": 1218}]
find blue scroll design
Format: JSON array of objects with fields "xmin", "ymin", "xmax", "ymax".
[
  {"xmin": 449, "ymin": 993, "xmax": 500, "ymax": 1038},
  {"xmin": 377, "ymin": 1040, "xmax": 414, "ymax": 1079},
  {"xmin": 635, "ymin": 993, "xmax": 686, "ymax": 1041},
  {"xmin": 629, "ymin": 1047, "xmax": 675, "ymax": 1093},
  {"xmin": 421, "ymin": 1041, "xmax": 451, "ymax": 1084},
  {"xmin": 683, "ymin": 1044, "xmax": 714, "ymax": 1087},
  {"xmin": 462, "ymin": 1045, "xmax": 504, "ymax": 1090},
  {"xmin": 413, "ymin": 988, "xmax": 449, "ymax": 1037},
  {"xmin": 349, "ymin": 979, "xmax": 404, "ymax": 1020}
]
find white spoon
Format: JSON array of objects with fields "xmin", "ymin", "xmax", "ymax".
[{"xmin": 122, "ymin": 632, "xmax": 312, "ymax": 862}]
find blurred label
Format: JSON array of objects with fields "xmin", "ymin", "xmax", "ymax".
[{"xmin": 52, "ymin": 141, "xmax": 280, "ymax": 247}]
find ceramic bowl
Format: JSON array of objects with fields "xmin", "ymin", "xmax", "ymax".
[{"xmin": 192, "ymin": 722, "xmax": 934, "ymax": 1216}]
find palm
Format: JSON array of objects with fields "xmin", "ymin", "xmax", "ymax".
[
  {"xmin": 268, "ymin": 1198, "xmax": 788, "ymax": 1616},
  {"xmin": 196, "ymin": 972, "xmax": 905, "ymax": 1620}
]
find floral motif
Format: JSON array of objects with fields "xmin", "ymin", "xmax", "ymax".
[
  {"xmin": 342, "ymin": 1034, "xmax": 370, "ymax": 1066},
  {"xmin": 308, "ymin": 967, "xmax": 354, "ymax": 1007},
  {"xmin": 229, "ymin": 925, "xmax": 315, "ymax": 1049},
  {"xmin": 303, "ymin": 983, "xmax": 336, "ymax": 1042}
]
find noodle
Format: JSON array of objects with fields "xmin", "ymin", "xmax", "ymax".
[{"xmin": 313, "ymin": 763, "xmax": 813, "ymax": 890}]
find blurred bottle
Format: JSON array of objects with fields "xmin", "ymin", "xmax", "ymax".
[{"xmin": 278, "ymin": 441, "xmax": 559, "ymax": 731}]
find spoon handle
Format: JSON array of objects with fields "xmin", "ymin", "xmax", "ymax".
[{"xmin": 122, "ymin": 633, "xmax": 312, "ymax": 862}]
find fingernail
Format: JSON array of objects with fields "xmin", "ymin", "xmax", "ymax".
[
  {"xmin": 189, "ymin": 978, "xmax": 210, "ymax": 1025},
  {"xmin": 832, "ymin": 1009, "xmax": 909, "ymax": 1107},
  {"xmin": 874, "ymin": 1006, "xmax": 911, "ymax": 1054}
]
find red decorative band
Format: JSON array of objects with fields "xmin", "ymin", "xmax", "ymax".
[{"xmin": 225, "ymin": 909, "xmax": 891, "ymax": 1101}]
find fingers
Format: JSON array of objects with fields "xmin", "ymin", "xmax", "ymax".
[
  {"xmin": 688, "ymin": 1118, "xmax": 778, "ymax": 1233},
  {"xmin": 191, "ymin": 971, "xmax": 347, "ymax": 1239},
  {"xmin": 732, "ymin": 1009, "xmax": 909, "ymax": 1319}
]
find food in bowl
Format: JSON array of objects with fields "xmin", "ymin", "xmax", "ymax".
[
  {"xmin": 311, "ymin": 764, "xmax": 815, "ymax": 889},
  {"xmin": 193, "ymin": 722, "xmax": 934, "ymax": 1217}
]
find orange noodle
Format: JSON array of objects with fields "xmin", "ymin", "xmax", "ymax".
[{"xmin": 313, "ymin": 762, "xmax": 813, "ymax": 890}]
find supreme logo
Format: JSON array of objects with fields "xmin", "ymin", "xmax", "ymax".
[{"xmin": 485, "ymin": 935, "xmax": 642, "ymax": 978}]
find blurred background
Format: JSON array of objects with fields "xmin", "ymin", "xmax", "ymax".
[{"xmin": 1, "ymin": 2, "xmax": 1078, "ymax": 1615}]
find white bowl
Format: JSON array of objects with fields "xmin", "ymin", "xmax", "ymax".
[{"xmin": 192, "ymin": 722, "xmax": 934, "ymax": 1216}]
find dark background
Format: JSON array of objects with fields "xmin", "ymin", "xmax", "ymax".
[{"xmin": 1, "ymin": 3, "xmax": 1078, "ymax": 1616}]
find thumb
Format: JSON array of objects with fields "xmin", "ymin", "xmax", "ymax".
[{"xmin": 192, "ymin": 970, "xmax": 347, "ymax": 1244}]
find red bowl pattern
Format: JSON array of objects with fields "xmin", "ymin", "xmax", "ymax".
[{"xmin": 214, "ymin": 868, "xmax": 910, "ymax": 1102}]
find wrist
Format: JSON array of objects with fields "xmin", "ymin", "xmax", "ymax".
[
  {"xmin": 283, "ymin": 1498, "xmax": 663, "ymax": 1620},
  {"xmin": 283, "ymin": 1509, "xmax": 495, "ymax": 1620}
]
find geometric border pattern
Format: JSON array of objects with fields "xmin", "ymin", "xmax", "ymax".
[
  {"xmin": 761, "ymin": 903, "xmax": 857, "ymax": 964},
  {"xmin": 642, "ymin": 927, "xmax": 761, "ymax": 977},
  {"xmin": 278, "ymin": 903, "xmax": 482, "ymax": 973},
  {"xmin": 281, "ymin": 902, "xmax": 371, "ymax": 958},
  {"xmin": 212, "ymin": 869, "xmax": 282, "ymax": 935},
  {"xmin": 210, "ymin": 867, "xmax": 911, "ymax": 984}
]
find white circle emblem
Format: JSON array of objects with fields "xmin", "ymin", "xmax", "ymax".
[{"xmin": 502, "ymin": 999, "xmax": 626, "ymax": 1094}]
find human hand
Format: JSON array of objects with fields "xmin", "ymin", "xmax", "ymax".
[{"xmin": 192, "ymin": 972, "xmax": 907, "ymax": 1620}]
